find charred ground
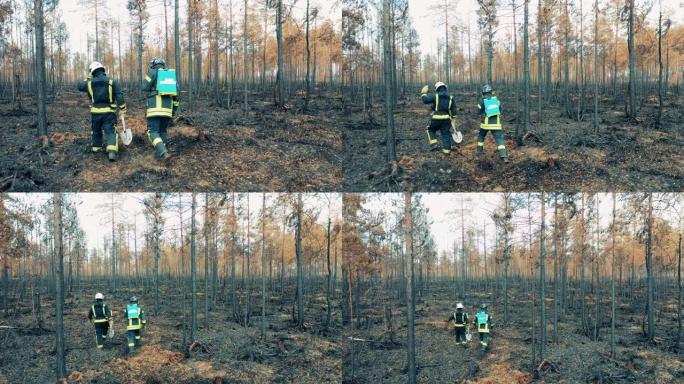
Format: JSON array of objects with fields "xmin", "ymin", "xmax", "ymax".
[
  {"xmin": 0, "ymin": 281, "xmax": 342, "ymax": 384},
  {"xmin": 0, "ymin": 90, "xmax": 342, "ymax": 192},
  {"xmin": 342, "ymin": 90, "xmax": 684, "ymax": 192},
  {"xmin": 342, "ymin": 283, "xmax": 683, "ymax": 383}
]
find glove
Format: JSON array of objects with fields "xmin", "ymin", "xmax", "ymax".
[{"xmin": 420, "ymin": 85, "xmax": 429, "ymax": 95}]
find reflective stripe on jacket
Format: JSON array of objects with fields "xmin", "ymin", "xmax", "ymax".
[
  {"xmin": 143, "ymin": 68, "xmax": 178, "ymax": 118},
  {"xmin": 422, "ymin": 91, "xmax": 456, "ymax": 120},
  {"xmin": 78, "ymin": 74, "xmax": 126, "ymax": 114}
]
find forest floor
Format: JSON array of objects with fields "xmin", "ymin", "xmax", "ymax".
[
  {"xmin": 0, "ymin": 89, "xmax": 342, "ymax": 192},
  {"xmin": 342, "ymin": 284, "xmax": 683, "ymax": 383},
  {"xmin": 0, "ymin": 282, "xmax": 342, "ymax": 383},
  {"xmin": 342, "ymin": 91, "xmax": 684, "ymax": 191}
]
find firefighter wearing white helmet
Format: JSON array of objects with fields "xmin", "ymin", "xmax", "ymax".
[
  {"xmin": 420, "ymin": 81, "xmax": 458, "ymax": 155},
  {"xmin": 87, "ymin": 292, "xmax": 112, "ymax": 349},
  {"xmin": 77, "ymin": 61, "xmax": 127, "ymax": 161},
  {"xmin": 445, "ymin": 302, "xmax": 469, "ymax": 346}
]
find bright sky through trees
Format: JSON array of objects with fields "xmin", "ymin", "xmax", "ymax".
[
  {"xmin": 363, "ymin": 193, "xmax": 683, "ymax": 257},
  {"xmin": 408, "ymin": 0, "xmax": 684, "ymax": 59},
  {"xmin": 56, "ymin": 0, "xmax": 339, "ymax": 56},
  {"xmin": 8, "ymin": 193, "xmax": 339, "ymax": 253}
]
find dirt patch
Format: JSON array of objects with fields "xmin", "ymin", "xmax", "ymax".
[
  {"xmin": 342, "ymin": 91, "xmax": 684, "ymax": 191},
  {"xmin": 0, "ymin": 283, "xmax": 342, "ymax": 384},
  {"xmin": 0, "ymin": 91, "xmax": 342, "ymax": 191},
  {"xmin": 341, "ymin": 284, "xmax": 683, "ymax": 384},
  {"xmin": 464, "ymin": 363, "xmax": 533, "ymax": 384}
]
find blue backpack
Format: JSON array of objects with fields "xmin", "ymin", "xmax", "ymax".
[
  {"xmin": 127, "ymin": 304, "xmax": 140, "ymax": 319},
  {"xmin": 483, "ymin": 96, "xmax": 501, "ymax": 117},
  {"xmin": 475, "ymin": 311, "xmax": 490, "ymax": 332},
  {"xmin": 156, "ymin": 69, "xmax": 177, "ymax": 96}
]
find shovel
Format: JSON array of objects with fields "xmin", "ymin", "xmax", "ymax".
[
  {"xmin": 119, "ymin": 114, "xmax": 133, "ymax": 146},
  {"xmin": 107, "ymin": 319, "xmax": 114, "ymax": 339},
  {"xmin": 450, "ymin": 118, "xmax": 463, "ymax": 144},
  {"xmin": 465, "ymin": 325, "xmax": 472, "ymax": 342}
]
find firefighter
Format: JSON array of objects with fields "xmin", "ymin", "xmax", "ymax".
[
  {"xmin": 421, "ymin": 81, "xmax": 458, "ymax": 155},
  {"xmin": 476, "ymin": 84, "xmax": 509, "ymax": 162},
  {"xmin": 473, "ymin": 303, "xmax": 493, "ymax": 352},
  {"xmin": 87, "ymin": 292, "xmax": 112, "ymax": 349},
  {"xmin": 123, "ymin": 296, "xmax": 146, "ymax": 354},
  {"xmin": 445, "ymin": 302, "xmax": 469, "ymax": 346},
  {"xmin": 77, "ymin": 62, "xmax": 126, "ymax": 161},
  {"xmin": 143, "ymin": 57, "xmax": 178, "ymax": 162}
]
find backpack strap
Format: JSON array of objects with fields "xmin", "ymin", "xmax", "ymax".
[{"xmin": 87, "ymin": 80, "xmax": 94, "ymax": 103}]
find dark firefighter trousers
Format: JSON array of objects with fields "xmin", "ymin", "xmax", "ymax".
[
  {"xmin": 91, "ymin": 113, "xmax": 118, "ymax": 153},
  {"xmin": 478, "ymin": 332, "xmax": 490, "ymax": 350},
  {"xmin": 454, "ymin": 326, "xmax": 467, "ymax": 344},
  {"xmin": 147, "ymin": 116, "xmax": 172, "ymax": 157},
  {"xmin": 427, "ymin": 119, "xmax": 452, "ymax": 153},
  {"xmin": 127, "ymin": 329, "xmax": 142, "ymax": 351},
  {"xmin": 94, "ymin": 322, "xmax": 110, "ymax": 349},
  {"xmin": 477, "ymin": 129, "xmax": 507, "ymax": 158}
]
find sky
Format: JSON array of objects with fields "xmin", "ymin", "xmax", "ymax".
[
  {"xmin": 6, "ymin": 192, "xmax": 682, "ymax": 263},
  {"xmin": 55, "ymin": 0, "xmax": 338, "ymax": 57},
  {"xmin": 8, "ymin": 193, "xmax": 340, "ymax": 255},
  {"xmin": 362, "ymin": 193, "xmax": 683, "ymax": 258},
  {"xmin": 408, "ymin": 0, "xmax": 684, "ymax": 59}
]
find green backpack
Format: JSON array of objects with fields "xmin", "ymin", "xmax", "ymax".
[
  {"xmin": 483, "ymin": 96, "xmax": 501, "ymax": 117},
  {"xmin": 156, "ymin": 69, "xmax": 177, "ymax": 96}
]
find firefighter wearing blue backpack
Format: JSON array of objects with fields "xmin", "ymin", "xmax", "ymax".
[
  {"xmin": 143, "ymin": 57, "xmax": 179, "ymax": 162},
  {"xmin": 477, "ymin": 84, "xmax": 509, "ymax": 163},
  {"xmin": 473, "ymin": 303, "xmax": 494, "ymax": 352},
  {"xmin": 420, "ymin": 81, "xmax": 458, "ymax": 155},
  {"xmin": 123, "ymin": 296, "xmax": 146, "ymax": 354}
]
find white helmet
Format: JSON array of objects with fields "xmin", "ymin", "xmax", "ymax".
[
  {"xmin": 456, "ymin": 303, "xmax": 464, "ymax": 309},
  {"xmin": 434, "ymin": 81, "xmax": 447, "ymax": 91},
  {"xmin": 95, "ymin": 292, "xmax": 104, "ymax": 300},
  {"xmin": 89, "ymin": 61, "xmax": 105, "ymax": 75}
]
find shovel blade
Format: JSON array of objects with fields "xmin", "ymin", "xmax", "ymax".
[{"xmin": 120, "ymin": 129, "xmax": 133, "ymax": 146}]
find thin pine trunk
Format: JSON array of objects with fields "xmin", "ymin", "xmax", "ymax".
[
  {"xmin": 523, "ymin": 0, "xmax": 530, "ymax": 137},
  {"xmin": 275, "ymin": 0, "xmax": 284, "ymax": 106},
  {"xmin": 304, "ymin": 0, "xmax": 311, "ymax": 111},
  {"xmin": 611, "ymin": 193, "xmax": 617, "ymax": 356},
  {"xmin": 646, "ymin": 194, "xmax": 654, "ymax": 339},
  {"xmin": 204, "ymin": 194, "xmax": 209, "ymax": 328},
  {"xmin": 191, "ymin": 193, "xmax": 197, "ymax": 340},
  {"xmin": 54, "ymin": 193, "xmax": 66, "ymax": 379},
  {"xmin": 540, "ymin": 191, "xmax": 547, "ymax": 359},
  {"xmin": 295, "ymin": 194, "xmax": 304, "ymax": 328},
  {"xmin": 627, "ymin": 0, "xmax": 636, "ymax": 117},
  {"xmin": 261, "ymin": 193, "xmax": 267, "ymax": 337},
  {"xmin": 383, "ymin": 0, "xmax": 396, "ymax": 162},
  {"xmin": 243, "ymin": 0, "xmax": 248, "ymax": 112},
  {"xmin": 35, "ymin": 0, "xmax": 48, "ymax": 141},
  {"xmin": 656, "ymin": 3, "xmax": 663, "ymax": 128},
  {"xmin": 178, "ymin": 0, "xmax": 182, "ymax": 90},
  {"xmin": 404, "ymin": 192, "xmax": 416, "ymax": 384}
]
